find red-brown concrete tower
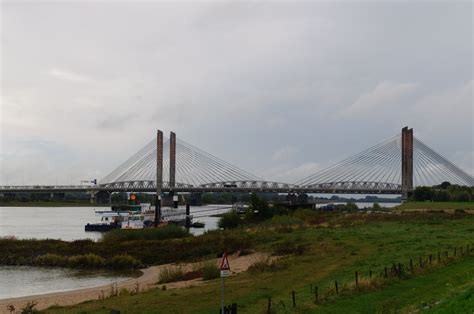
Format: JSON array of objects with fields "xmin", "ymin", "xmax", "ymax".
[{"xmin": 401, "ymin": 127, "xmax": 413, "ymax": 200}]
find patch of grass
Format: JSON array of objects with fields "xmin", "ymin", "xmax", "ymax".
[
  {"xmin": 247, "ymin": 257, "xmax": 287, "ymax": 273},
  {"xmin": 201, "ymin": 261, "xmax": 220, "ymax": 280},
  {"xmin": 272, "ymin": 239, "xmax": 308, "ymax": 256},
  {"xmin": 263, "ymin": 214, "xmax": 303, "ymax": 232},
  {"xmin": 158, "ymin": 266, "xmax": 185, "ymax": 284}
]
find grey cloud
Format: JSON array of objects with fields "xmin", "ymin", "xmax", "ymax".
[{"xmin": 0, "ymin": 1, "xmax": 472, "ymax": 185}]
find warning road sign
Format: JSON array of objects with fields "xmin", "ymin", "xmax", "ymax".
[{"xmin": 220, "ymin": 253, "xmax": 230, "ymax": 277}]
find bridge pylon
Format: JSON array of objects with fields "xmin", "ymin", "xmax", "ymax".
[
  {"xmin": 155, "ymin": 129, "xmax": 163, "ymax": 226},
  {"xmin": 401, "ymin": 126, "xmax": 413, "ymax": 200}
]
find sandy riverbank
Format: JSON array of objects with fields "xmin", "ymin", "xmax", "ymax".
[{"xmin": 0, "ymin": 252, "xmax": 269, "ymax": 313}]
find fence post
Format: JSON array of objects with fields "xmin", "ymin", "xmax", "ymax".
[
  {"xmin": 419, "ymin": 257, "xmax": 423, "ymax": 268},
  {"xmin": 454, "ymin": 247, "xmax": 457, "ymax": 257},
  {"xmin": 267, "ymin": 297, "xmax": 271, "ymax": 314},
  {"xmin": 429, "ymin": 254, "xmax": 432, "ymax": 265},
  {"xmin": 231, "ymin": 303, "xmax": 237, "ymax": 314},
  {"xmin": 410, "ymin": 259, "xmax": 413, "ymax": 272},
  {"xmin": 355, "ymin": 271, "xmax": 358, "ymax": 288},
  {"xmin": 314, "ymin": 286, "xmax": 318, "ymax": 303},
  {"xmin": 398, "ymin": 263, "xmax": 402, "ymax": 275},
  {"xmin": 384, "ymin": 267, "xmax": 387, "ymax": 278},
  {"xmin": 369, "ymin": 270, "xmax": 372, "ymax": 279},
  {"xmin": 445, "ymin": 251, "xmax": 448, "ymax": 258},
  {"xmin": 292, "ymin": 291, "xmax": 296, "ymax": 307},
  {"xmin": 438, "ymin": 252, "xmax": 440, "ymax": 263}
]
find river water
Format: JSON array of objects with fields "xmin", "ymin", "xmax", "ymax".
[
  {"xmin": 0, "ymin": 266, "xmax": 135, "ymax": 300},
  {"xmin": 0, "ymin": 205, "xmax": 232, "ymax": 241}
]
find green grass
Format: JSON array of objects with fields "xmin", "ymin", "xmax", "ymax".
[
  {"xmin": 43, "ymin": 211, "xmax": 474, "ymax": 313},
  {"xmin": 396, "ymin": 201, "xmax": 474, "ymax": 210},
  {"xmin": 429, "ymin": 286, "xmax": 474, "ymax": 313}
]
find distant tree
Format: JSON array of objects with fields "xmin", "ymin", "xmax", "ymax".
[
  {"xmin": 201, "ymin": 193, "xmax": 214, "ymax": 204},
  {"xmin": 218, "ymin": 210, "xmax": 241, "ymax": 229},
  {"xmin": 439, "ymin": 181, "xmax": 451, "ymax": 189},
  {"xmin": 432, "ymin": 189, "xmax": 450, "ymax": 202},
  {"xmin": 249, "ymin": 193, "xmax": 273, "ymax": 219},
  {"xmin": 345, "ymin": 202, "xmax": 358, "ymax": 211},
  {"xmin": 455, "ymin": 191, "xmax": 471, "ymax": 202},
  {"xmin": 413, "ymin": 186, "xmax": 434, "ymax": 201}
]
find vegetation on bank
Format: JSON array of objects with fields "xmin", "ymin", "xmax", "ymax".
[
  {"xmin": 42, "ymin": 209, "xmax": 474, "ymax": 313},
  {"xmin": 396, "ymin": 201, "xmax": 474, "ymax": 210},
  {"xmin": 412, "ymin": 182, "xmax": 473, "ymax": 202},
  {"xmin": 0, "ymin": 225, "xmax": 254, "ymax": 270},
  {"xmin": 34, "ymin": 253, "xmax": 141, "ymax": 270}
]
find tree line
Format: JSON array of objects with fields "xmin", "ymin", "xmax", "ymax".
[{"xmin": 412, "ymin": 182, "xmax": 473, "ymax": 202}]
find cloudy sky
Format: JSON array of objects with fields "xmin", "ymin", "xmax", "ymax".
[{"xmin": 0, "ymin": 1, "xmax": 472, "ymax": 185}]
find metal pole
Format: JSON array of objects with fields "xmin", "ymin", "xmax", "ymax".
[{"xmin": 221, "ymin": 277, "xmax": 224, "ymax": 314}]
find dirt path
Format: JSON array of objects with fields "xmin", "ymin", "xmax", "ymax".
[{"xmin": 0, "ymin": 252, "xmax": 269, "ymax": 313}]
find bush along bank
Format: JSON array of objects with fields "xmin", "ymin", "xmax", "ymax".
[{"xmin": 0, "ymin": 227, "xmax": 255, "ymax": 270}]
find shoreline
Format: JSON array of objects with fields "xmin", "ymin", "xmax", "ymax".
[{"xmin": 0, "ymin": 252, "xmax": 268, "ymax": 313}]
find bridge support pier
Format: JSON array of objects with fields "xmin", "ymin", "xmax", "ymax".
[
  {"xmin": 88, "ymin": 191, "xmax": 96, "ymax": 204},
  {"xmin": 155, "ymin": 130, "xmax": 163, "ymax": 226},
  {"xmin": 401, "ymin": 127, "xmax": 413, "ymax": 200}
]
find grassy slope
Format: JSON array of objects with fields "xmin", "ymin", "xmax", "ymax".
[
  {"xmin": 396, "ymin": 201, "xmax": 474, "ymax": 210},
  {"xmin": 45, "ymin": 214, "xmax": 474, "ymax": 313}
]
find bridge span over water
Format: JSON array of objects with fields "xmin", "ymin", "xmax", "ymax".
[{"xmin": 0, "ymin": 127, "xmax": 472, "ymax": 198}]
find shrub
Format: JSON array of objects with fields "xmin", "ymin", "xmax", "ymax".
[
  {"xmin": 158, "ymin": 266, "xmax": 185, "ymax": 284},
  {"xmin": 218, "ymin": 210, "xmax": 242, "ymax": 229},
  {"xmin": 21, "ymin": 301, "xmax": 39, "ymax": 314},
  {"xmin": 102, "ymin": 225, "xmax": 189, "ymax": 243},
  {"xmin": 248, "ymin": 257, "xmax": 286, "ymax": 273},
  {"xmin": 201, "ymin": 262, "xmax": 220, "ymax": 280},
  {"xmin": 34, "ymin": 253, "xmax": 67, "ymax": 267},
  {"xmin": 68, "ymin": 254, "xmax": 106, "ymax": 268},
  {"xmin": 107, "ymin": 254, "xmax": 142, "ymax": 270},
  {"xmin": 372, "ymin": 203, "xmax": 381, "ymax": 210},
  {"xmin": 265, "ymin": 215, "xmax": 303, "ymax": 232},
  {"xmin": 272, "ymin": 240, "xmax": 308, "ymax": 256}
]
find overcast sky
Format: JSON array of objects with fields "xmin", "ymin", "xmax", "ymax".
[{"xmin": 0, "ymin": 1, "xmax": 472, "ymax": 185}]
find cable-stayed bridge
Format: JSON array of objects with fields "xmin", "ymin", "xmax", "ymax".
[{"xmin": 0, "ymin": 127, "xmax": 472, "ymax": 198}]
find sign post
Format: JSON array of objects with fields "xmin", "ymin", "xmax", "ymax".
[{"xmin": 220, "ymin": 253, "xmax": 230, "ymax": 314}]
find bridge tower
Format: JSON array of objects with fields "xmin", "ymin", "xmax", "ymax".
[
  {"xmin": 401, "ymin": 126, "xmax": 413, "ymax": 200},
  {"xmin": 170, "ymin": 131, "xmax": 176, "ymax": 188},
  {"xmin": 155, "ymin": 129, "xmax": 163, "ymax": 226}
]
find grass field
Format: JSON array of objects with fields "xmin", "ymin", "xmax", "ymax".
[{"xmin": 43, "ymin": 211, "xmax": 474, "ymax": 313}]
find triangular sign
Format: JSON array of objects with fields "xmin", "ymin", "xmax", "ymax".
[{"xmin": 220, "ymin": 253, "xmax": 230, "ymax": 271}]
